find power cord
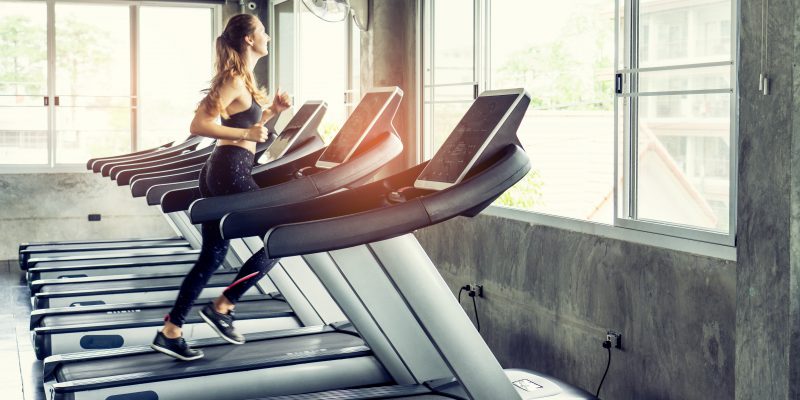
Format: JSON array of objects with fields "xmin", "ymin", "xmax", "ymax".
[
  {"xmin": 469, "ymin": 290, "xmax": 480, "ymax": 332},
  {"xmin": 595, "ymin": 339, "xmax": 612, "ymax": 398},
  {"xmin": 458, "ymin": 284, "xmax": 481, "ymax": 332}
]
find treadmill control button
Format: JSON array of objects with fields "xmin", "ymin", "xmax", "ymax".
[{"xmin": 513, "ymin": 379, "xmax": 544, "ymax": 392}]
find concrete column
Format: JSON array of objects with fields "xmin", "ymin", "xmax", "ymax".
[
  {"xmin": 735, "ymin": 0, "xmax": 799, "ymax": 398},
  {"xmin": 361, "ymin": 0, "xmax": 419, "ymax": 171}
]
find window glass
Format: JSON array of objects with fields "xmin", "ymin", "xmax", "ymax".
[
  {"xmin": 632, "ymin": 0, "xmax": 733, "ymax": 233},
  {"xmin": 0, "ymin": 1, "xmax": 48, "ymax": 164},
  {"xmin": 139, "ymin": 6, "xmax": 213, "ymax": 150},
  {"xmin": 489, "ymin": 0, "xmax": 615, "ymax": 223},
  {"xmin": 298, "ymin": 6, "xmax": 347, "ymax": 143},
  {"xmin": 54, "ymin": 3, "xmax": 131, "ymax": 164}
]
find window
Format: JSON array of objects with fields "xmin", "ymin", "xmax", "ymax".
[
  {"xmin": 0, "ymin": 0, "xmax": 218, "ymax": 169},
  {"xmin": 139, "ymin": 6, "xmax": 214, "ymax": 150},
  {"xmin": 270, "ymin": 0, "xmax": 358, "ymax": 144},
  {"xmin": 0, "ymin": 1, "xmax": 48, "ymax": 165},
  {"xmin": 423, "ymin": 0, "xmax": 615, "ymax": 223},
  {"xmin": 54, "ymin": 3, "xmax": 131, "ymax": 164},
  {"xmin": 621, "ymin": 0, "xmax": 736, "ymax": 243},
  {"xmin": 421, "ymin": 0, "xmax": 736, "ymax": 246}
]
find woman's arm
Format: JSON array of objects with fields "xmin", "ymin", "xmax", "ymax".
[{"xmin": 189, "ymin": 78, "xmax": 270, "ymax": 142}]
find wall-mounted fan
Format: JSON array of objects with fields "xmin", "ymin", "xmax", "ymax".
[
  {"xmin": 301, "ymin": 0, "xmax": 370, "ymax": 30},
  {"xmin": 301, "ymin": 0, "xmax": 350, "ymax": 22}
]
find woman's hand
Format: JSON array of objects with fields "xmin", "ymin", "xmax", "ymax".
[
  {"xmin": 242, "ymin": 110, "xmax": 273, "ymax": 142},
  {"xmin": 269, "ymin": 91, "xmax": 292, "ymax": 114}
]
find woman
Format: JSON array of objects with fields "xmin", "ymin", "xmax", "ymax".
[{"xmin": 151, "ymin": 14, "xmax": 291, "ymax": 361}]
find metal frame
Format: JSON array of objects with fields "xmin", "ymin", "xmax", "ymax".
[
  {"xmin": 0, "ymin": 0, "xmax": 220, "ymax": 173},
  {"xmin": 419, "ymin": 0, "xmax": 739, "ymax": 253}
]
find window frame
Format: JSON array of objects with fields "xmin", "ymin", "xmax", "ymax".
[
  {"xmin": 0, "ymin": 0, "xmax": 220, "ymax": 173},
  {"xmin": 418, "ymin": 0, "xmax": 739, "ymax": 258}
]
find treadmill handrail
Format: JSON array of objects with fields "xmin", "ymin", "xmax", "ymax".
[
  {"xmin": 87, "ymin": 141, "xmax": 173, "ymax": 170},
  {"xmin": 98, "ymin": 136, "xmax": 204, "ymax": 174},
  {"xmin": 114, "ymin": 148, "xmax": 210, "ymax": 185},
  {"xmin": 130, "ymin": 162, "xmax": 203, "ymax": 184},
  {"xmin": 116, "ymin": 135, "xmax": 279, "ymax": 185},
  {"xmin": 159, "ymin": 137, "xmax": 326, "ymax": 213},
  {"xmin": 219, "ymin": 163, "xmax": 429, "ymax": 240},
  {"xmin": 147, "ymin": 180, "xmax": 200, "ymax": 206},
  {"xmin": 109, "ymin": 141, "xmax": 214, "ymax": 180},
  {"xmin": 132, "ymin": 169, "xmax": 202, "ymax": 198},
  {"xmin": 261, "ymin": 145, "xmax": 530, "ymax": 259},
  {"xmin": 188, "ymin": 131, "xmax": 402, "ymax": 224}
]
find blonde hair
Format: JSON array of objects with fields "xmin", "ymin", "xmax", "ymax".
[{"xmin": 198, "ymin": 14, "xmax": 268, "ymax": 118}]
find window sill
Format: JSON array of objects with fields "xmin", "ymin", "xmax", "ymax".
[
  {"xmin": 0, "ymin": 165, "xmax": 90, "ymax": 174},
  {"xmin": 482, "ymin": 205, "xmax": 736, "ymax": 261}
]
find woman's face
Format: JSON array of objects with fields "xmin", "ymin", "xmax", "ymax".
[{"xmin": 248, "ymin": 19, "xmax": 270, "ymax": 57}]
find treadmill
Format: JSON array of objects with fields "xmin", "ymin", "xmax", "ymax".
[
  {"xmin": 42, "ymin": 88, "xmax": 594, "ymax": 400},
  {"xmin": 27, "ymin": 102, "xmax": 329, "ymax": 302},
  {"xmin": 18, "ymin": 135, "xmax": 207, "ymax": 270},
  {"xmin": 19, "ymin": 137, "xmax": 218, "ymax": 272},
  {"xmin": 24, "ymin": 107, "xmax": 314, "ymax": 283},
  {"xmin": 28, "ymin": 104, "xmax": 338, "ymax": 357},
  {"xmin": 18, "ymin": 111, "xmax": 293, "ymax": 271},
  {"xmin": 31, "ymin": 87, "xmax": 402, "ymax": 310},
  {"xmin": 29, "ymin": 253, "xmax": 349, "ymax": 359}
]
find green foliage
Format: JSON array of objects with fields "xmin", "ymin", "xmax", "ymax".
[
  {"xmin": 494, "ymin": 169, "xmax": 544, "ymax": 209},
  {"xmin": 55, "ymin": 17, "xmax": 114, "ymax": 95},
  {"xmin": 493, "ymin": 8, "xmax": 614, "ymax": 112},
  {"xmin": 0, "ymin": 15, "xmax": 46, "ymax": 95},
  {"xmin": 319, "ymin": 121, "xmax": 341, "ymax": 144}
]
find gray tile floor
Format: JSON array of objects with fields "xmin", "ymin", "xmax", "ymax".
[{"xmin": 1, "ymin": 259, "xmax": 45, "ymax": 400}]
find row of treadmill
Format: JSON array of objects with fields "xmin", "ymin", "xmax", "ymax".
[{"xmin": 18, "ymin": 87, "xmax": 596, "ymax": 400}]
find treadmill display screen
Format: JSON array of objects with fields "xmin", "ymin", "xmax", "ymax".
[
  {"xmin": 417, "ymin": 94, "xmax": 518, "ymax": 184},
  {"xmin": 259, "ymin": 104, "xmax": 318, "ymax": 164},
  {"xmin": 317, "ymin": 92, "xmax": 392, "ymax": 165}
]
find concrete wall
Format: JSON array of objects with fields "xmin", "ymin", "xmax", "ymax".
[
  {"xmin": 415, "ymin": 215, "xmax": 736, "ymax": 399},
  {"xmin": 735, "ymin": 0, "xmax": 800, "ymax": 399},
  {"xmin": 0, "ymin": 173, "xmax": 174, "ymax": 260}
]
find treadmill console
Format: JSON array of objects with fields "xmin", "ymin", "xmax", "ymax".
[
  {"xmin": 415, "ymin": 93, "xmax": 521, "ymax": 190},
  {"xmin": 259, "ymin": 102, "xmax": 324, "ymax": 164},
  {"xmin": 315, "ymin": 89, "xmax": 397, "ymax": 169}
]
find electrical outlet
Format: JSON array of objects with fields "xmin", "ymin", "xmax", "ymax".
[
  {"xmin": 606, "ymin": 330, "xmax": 622, "ymax": 349},
  {"xmin": 468, "ymin": 284, "xmax": 483, "ymax": 298}
]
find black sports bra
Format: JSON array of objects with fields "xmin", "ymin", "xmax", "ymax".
[{"xmin": 221, "ymin": 97, "xmax": 262, "ymax": 128}]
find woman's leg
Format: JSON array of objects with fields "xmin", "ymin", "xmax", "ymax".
[
  {"xmin": 163, "ymin": 220, "xmax": 230, "ymax": 336},
  {"xmin": 221, "ymin": 249, "xmax": 279, "ymax": 305},
  {"xmin": 198, "ymin": 249, "xmax": 278, "ymax": 345}
]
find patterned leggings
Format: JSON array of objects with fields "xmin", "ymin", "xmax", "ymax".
[{"xmin": 167, "ymin": 145, "xmax": 277, "ymax": 327}]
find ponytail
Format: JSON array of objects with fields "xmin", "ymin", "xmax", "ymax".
[{"xmin": 198, "ymin": 14, "xmax": 267, "ymax": 118}]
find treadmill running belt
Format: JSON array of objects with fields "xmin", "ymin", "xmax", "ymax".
[
  {"xmin": 38, "ymin": 272, "xmax": 238, "ymax": 295},
  {"xmin": 28, "ymin": 249, "xmax": 200, "ymax": 267},
  {"xmin": 40, "ymin": 299, "xmax": 291, "ymax": 327},
  {"xmin": 31, "ymin": 253, "xmax": 200, "ymax": 269},
  {"xmin": 23, "ymin": 240, "xmax": 188, "ymax": 252},
  {"xmin": 57, "ymin": 332, "xmax": 367, "ymax": 382}
]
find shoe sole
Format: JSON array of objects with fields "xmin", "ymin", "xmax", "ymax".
[
  {"xmin": 199, "ymin": 310, "xmax": 245, "ymax": 345},
  {"xmin": 150, "ymin": 343, "xmax": 204, "ymax": 361}
]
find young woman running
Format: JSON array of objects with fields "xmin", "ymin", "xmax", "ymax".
[{"xmin": 151, "ymin": 13, "xmax": 291, "ymax": 361}]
